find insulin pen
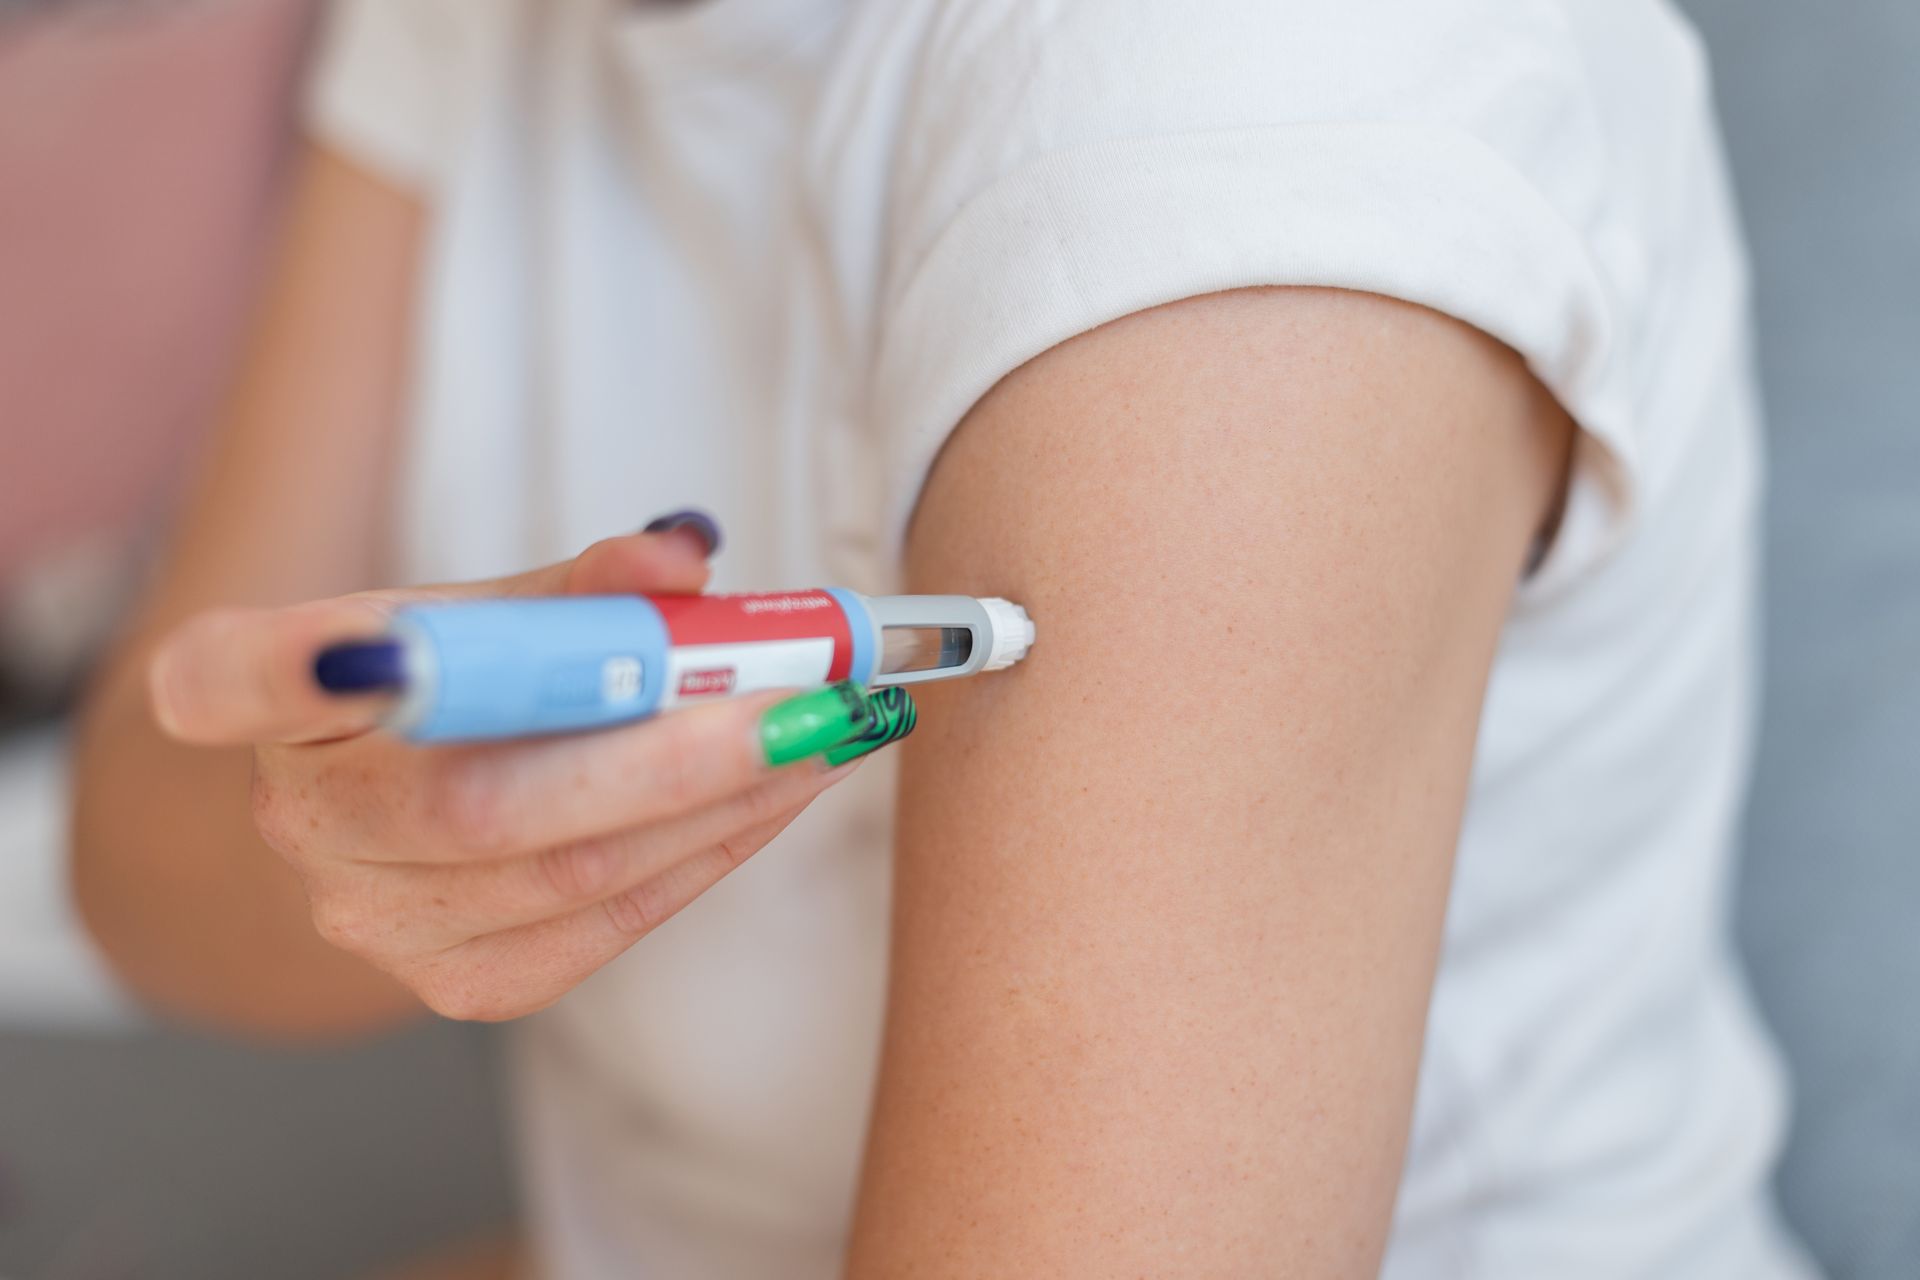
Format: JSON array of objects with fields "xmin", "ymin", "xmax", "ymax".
[{"xmin": 314, "ymin": 590, "xmax": 1035, "ymax": 743}]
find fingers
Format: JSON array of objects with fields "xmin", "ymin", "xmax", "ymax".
[
  {"xmin": 152, "ymin": 525, "xmax": 717, "ymax": 748},
  {"xmin": 564, "ymin": 523, "xmax": 714, "ymax": 596},
  {"xmin": 150, "ymin": 597, "xmax": 395, "ymax": 746},
  {"xmin": 373, "ymin": 759, "xmax": 852, "ymax": 942},
  {"xmin": 267, "ymin": 679, "xmax": 913, "ymax": 1021},
  {"xmin": 389, "ymin": 683, "xmax": 882, "ymax": 861},
  {"xmin": 387, "ymin": 526, "xmax": 715, "ymax": 606},
  {"xmin": 409, "ymin": 805, "xmax": 805, "ymax": 1022}
]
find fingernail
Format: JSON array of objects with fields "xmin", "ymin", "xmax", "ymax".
[
  {"xmin": 314, "ymin": 639, "xmax": 407, "ymax": 694},
  {"xmin": 822, "ymin": 686, "xmax": 916, "ymax": 766},
  {"xmin": 759, "ymin": 681, "xmax": 874, "ymax": 767},
  {"xmin": 641, "ymin": 508, "xmax": 722, "ymax": 556}
]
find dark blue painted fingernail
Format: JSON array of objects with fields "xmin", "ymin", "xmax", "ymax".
[
  {"xmin": 641, "ymin": 508, "xmax": 722, "ymax": 556},
  {"xmin": 314, "ymin": 640, "xmax": 407, "ymax": 694}
]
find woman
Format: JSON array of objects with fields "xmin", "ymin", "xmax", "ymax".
[{"xmin": 73, "ymin": 0, "xmax": 1819, "ymax": 1276}]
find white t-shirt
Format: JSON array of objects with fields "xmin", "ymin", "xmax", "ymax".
[{"xmin": 309, "ymin": 1, "xmax": 1819, "ymax": 1276}]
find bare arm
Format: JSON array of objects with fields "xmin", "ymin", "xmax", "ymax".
[
  {"xmin": 72, "ymin": 143, "xmax": 426, "ymax": 1036},
  {"xmin": 848, "ymin": 288, "xmax": 1572, "ymax": 1274}
]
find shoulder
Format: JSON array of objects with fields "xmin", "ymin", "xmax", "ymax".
[
  {"xmin": 894, "ymin": 0, "xmax": 1608, "ymax": 162},
  {"xmin": 305, "ymin": 0, "xmax": 529, "ymax": 192},
  {"xmin": 880, "ymin": 0, "xmax": 1704, "ymax": 288},
  {"xmin": 869, "ymin": 1, "xmax": 1618, "ymax": 528},
  {"xmin": 867, "ymin": 0, "xmax": 1741, "ymax": 587}
]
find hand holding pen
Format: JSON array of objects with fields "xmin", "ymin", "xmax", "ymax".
[{"xmin": 141, "ymin": 514, "xmax": 914, "ymax": 1022}]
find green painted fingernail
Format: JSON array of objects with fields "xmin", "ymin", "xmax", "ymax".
[
  {"xmin": 760, "ymin": 681, "xmax": 875, "ymax": 766},
  {"xmin": 822, "ymin": 686, "xmax": 917, "ymax": 766}
]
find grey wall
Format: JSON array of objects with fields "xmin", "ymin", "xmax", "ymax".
[
  {"xmin": 0, "ymin": 1025, "xmax": 515, "ymax": 1278},
  {"xmin": 1675, "ymin": 2, "xmax": 1920, "ymax": 1277},
  {"xmin": 0, "ymin": 2, "xmax": 1914, "ymax": 1277}
]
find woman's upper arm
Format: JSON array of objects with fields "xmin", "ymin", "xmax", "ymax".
[{"xmin": 848, "ymin": 287, "xmax": 1573, "ymax": 1276}]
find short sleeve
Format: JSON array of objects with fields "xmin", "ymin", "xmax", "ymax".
[
  {"xmin": 871, "ymin": 0, "xmax": 1642, "ymax": 591},
  {"xmin": 303, "ymin": 0, "xmax": 471, "ymax": 192}
]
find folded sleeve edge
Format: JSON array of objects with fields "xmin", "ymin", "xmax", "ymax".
[
  {"xmin": 300, "ymin": 0, "xmax": 442, "ymax": 195},
  {"xmin": 873, "ymin": 119, "xmax": 1639, "ymax": 590}
]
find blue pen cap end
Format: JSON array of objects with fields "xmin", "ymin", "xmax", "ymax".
[{"xmin": 314, "ymin": 639, "xmax": 407, "ymax": 694}]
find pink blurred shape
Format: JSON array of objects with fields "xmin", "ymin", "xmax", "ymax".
[{"xmin": 0, "ymin": 2, "xmax": 314, "ymax": 589}]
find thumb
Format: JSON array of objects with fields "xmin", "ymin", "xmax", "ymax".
[{"xmin": 150, "ymin": 518, "xmax": 721, "ymax": 747}]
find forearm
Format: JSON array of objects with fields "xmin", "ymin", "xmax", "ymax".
[{"xmin": 69, "ymin": 143, "xmax": 427, "ymax": 1038}]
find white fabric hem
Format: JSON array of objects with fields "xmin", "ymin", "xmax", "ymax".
[{"xmin": 872, "ymin": 120, "xmax": 1639, "ymax": 585}]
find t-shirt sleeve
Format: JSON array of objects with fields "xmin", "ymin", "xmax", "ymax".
[
  {"xmin": 303, "ymin": 0, "xmax": 470, "ymax": 193},
  {"xmin": 871, "ymin": 0, "xmax": 1641, "ymax": 591}
]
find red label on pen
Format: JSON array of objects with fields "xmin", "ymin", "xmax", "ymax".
[
  {"xmin": 654, "ymin": 591, "xmax": 853, "ymax": 682},
  {"xmin": 675, "ymin": 667, "xmax": 737, "ymax": 698}
]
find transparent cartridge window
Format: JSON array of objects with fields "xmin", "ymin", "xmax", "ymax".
[{"xmin": 879, "ymin": 626, "xmax": 974, "ymax": 675}]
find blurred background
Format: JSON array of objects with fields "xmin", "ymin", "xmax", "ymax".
[{"xmin": 0, "ymin": 1, "xmax": 1913, "ymax": 1276}]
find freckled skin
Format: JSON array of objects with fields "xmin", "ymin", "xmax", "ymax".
[{"xmin": 848, "ymin": 288, "xmax": 1571, "ymax": 1276}]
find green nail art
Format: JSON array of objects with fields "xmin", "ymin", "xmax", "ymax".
[
  {"xmin": 822, "ymin": 686, "xmax": 917, "ymax": 766},
  {"xmin": 759, "ymin": 681, "xmax": 875, "ymax": 766}
]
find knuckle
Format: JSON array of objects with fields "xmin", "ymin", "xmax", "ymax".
[
  {"xmin": 415, "ymin": 982, "xmax": 478, "ymax": 1022},
  {"xmin": 305, "ymin": 882, "xmax": 379, "ymax": 956},
  {"xmin": 410, "ymin": 971, "xmax": 483, "ymax": 1020},
  {"xmin": 602, "ymin": 884, "xmax": 663, "ymax": 940},
  {"xmin": 716, "ymin": 831, "xmax": 758, "ymax": 870},
  {"xmin": 560, "ymin": 539, "xmax": 615, "ymax": 593},
  {"xmin": 307, "ymin": 895, "xmax": 366, "ymax": 953},
  {"xmin": 410, "ymin": 967, "xmax": 504, "ymax": 1023},
  {"xmin": 736, "ymin": 777, "xmax": 789, "ymax": 829},
  {"xmin": 650, "ymin": 714, "xmax": 708, "ymax": 812},
  {"xmin": 535, "ymin": 839, "xmax": 616, "ymax": 905},
  {"xmin": 427, "ymin": 756, "xmax": 512, "ymax": 856}
]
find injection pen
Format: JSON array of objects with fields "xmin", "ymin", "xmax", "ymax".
[{"xmin": 314, "ymin": 590, "xmax": 1035, "ymax": 743}]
